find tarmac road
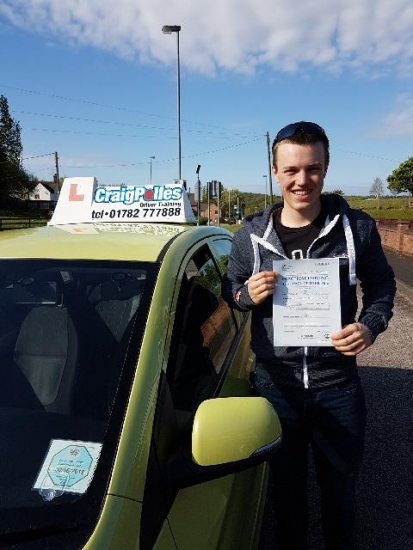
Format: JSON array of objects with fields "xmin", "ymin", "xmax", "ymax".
[{"xmin": 259, "ymin": 250, "xmax": 413, "ymax": 550}]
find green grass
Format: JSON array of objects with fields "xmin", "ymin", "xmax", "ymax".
[
  {"xmin": 221, "ymin": 224, "xmax": 239, "ymax": 233},
  {"xmin": 346, "ymin": 197, "xmax": 412, "ymax": 220},
  {"xmin": 0, "ymin": 212, "xmax": 49, "ymax": 230},
  {"xmin": 221, "ymin": 197, "xmax": 413, "ymax": 232},
  {"xmin": 0, "ymin": 211, "xmax": 49, "ymax": 218}
]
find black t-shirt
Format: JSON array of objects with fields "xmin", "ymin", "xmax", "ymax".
[{"xmin": 274, "ymin": 205, "xmax": 327, "ymax": 259}]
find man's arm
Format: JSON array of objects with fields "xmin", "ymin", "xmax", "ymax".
[
  {"xmin": 222, "ymin": 229, "xmax": 277, "ymax": 310},
  {"xmin": 356, "ymin": 222, "xmax": 396, "ymax": 342},
  {"xmin": 331, "ymin": 219, "xmax": 396, "ymax": 355}
]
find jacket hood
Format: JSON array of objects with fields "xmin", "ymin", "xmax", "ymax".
[
  {"xmin": 242, "ymin": 193, "xmax": 357, "ymax": 285},
  {"xmin": 242, "ymin": 193, "xmax": 350, "ymax": 233}
]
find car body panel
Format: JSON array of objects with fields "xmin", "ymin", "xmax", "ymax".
[
  {"xmin": 83, "ymin": 496, "xmax": 177, "ymax": 550},
  {"xmin": 167, "ymin": 466, "xmax": 267, "ymax": 550},
  {"xmin": 0, "ymin": 223, "xmax": 189, "ymax": 262}
]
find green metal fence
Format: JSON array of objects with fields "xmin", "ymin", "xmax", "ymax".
[{"xmin": 0, "ymin": 217, "xmax": 48, "ymax": 231}]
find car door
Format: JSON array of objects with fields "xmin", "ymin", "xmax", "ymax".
[{"xmin": 141, "ymin": 238, "xmax": 267, "ymax": 550}]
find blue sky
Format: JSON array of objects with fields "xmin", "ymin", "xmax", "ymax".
[{"xmin": 1, "ymin": 0, "xmax": 413, "ymax": 197}]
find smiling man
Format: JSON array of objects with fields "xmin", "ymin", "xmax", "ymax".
[{"xmin": 222, "ymin": 121, "xmax": 396, "ymax": 550}]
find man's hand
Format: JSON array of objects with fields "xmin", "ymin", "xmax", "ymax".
[
  {"xmin": 331, "ymin": 323, "xmax": 373, "ymax": 356},
  {"xmin": 247, "ymin": 271, "xmax": 278, "ymax": 305}
]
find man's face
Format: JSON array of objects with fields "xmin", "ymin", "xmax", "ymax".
[{"xmin": 272, "ymin": 141, "xmax": 326, "ymax": 216}]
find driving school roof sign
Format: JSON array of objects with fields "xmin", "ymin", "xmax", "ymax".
[{"xmin": 49, "ymin": 177, "xmax": 197, "ymax": 226}]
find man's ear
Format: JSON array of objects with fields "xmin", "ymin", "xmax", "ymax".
[{"xmin": 272, "ymin": 166, "xmax": 280, "ymax": 184}]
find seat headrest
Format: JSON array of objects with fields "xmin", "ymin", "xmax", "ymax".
[{"xmin": 96, "ymin": 276, "xmax": 146, "ymax": 301}]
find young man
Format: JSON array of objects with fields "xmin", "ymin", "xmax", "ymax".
[{"xmin": 222, "ymin": 121, "xmax": 396, "ymax": 550}]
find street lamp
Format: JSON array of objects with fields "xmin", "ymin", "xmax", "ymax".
[
  {"xmin": 263, "ymin": 175, "xmax": 268, "ymax": 208},
  {"xmin": 162, "ymin": 24, "xmax": 182, "ymax": 181},
  {"xmin": 149, "ymin": 156, "xmax": 155, "ymax": 184}
]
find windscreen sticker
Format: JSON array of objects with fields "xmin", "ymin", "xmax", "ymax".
[{"xmin": 33, "ymin": 439, "xmax": 103, "ymax": 501}]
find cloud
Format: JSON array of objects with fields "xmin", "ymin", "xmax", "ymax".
[
  {"xmin": 373, "ymin": 94, "xmax": 413, "ymax": 138},
  {"xmin": 1, "ymin": 0, "xmax": 413, "ymax": 76}
]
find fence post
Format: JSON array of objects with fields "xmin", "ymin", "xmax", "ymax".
[{"xmin": 397, "ymin": 220, "xmax": 409, "ymax": 254}]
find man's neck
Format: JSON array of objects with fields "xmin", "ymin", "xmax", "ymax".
[{"xmin": 280, "ymin": 203, "xmax": 322, "ymax": 228}]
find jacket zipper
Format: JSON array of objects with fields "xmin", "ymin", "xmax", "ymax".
[
  {"xmin": 303, "ymin": 347, "xmax": 309, "ymax": 389},
  {"xmin": 291, "ymin": 250, "xmax": 310, "ymax": 389}
]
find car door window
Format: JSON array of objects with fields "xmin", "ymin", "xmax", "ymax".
[
  {"xmin": 168, "ymin": 246, "xmax": 237, "ymax": 426},
  {"xmin": 210, "ymin": 237, "xmax": 247, "ymax": 328}
]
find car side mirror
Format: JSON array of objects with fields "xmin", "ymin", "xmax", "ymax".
[{"xmin": 192, "ymin": 396, "xmax": 282, "ymax": 467}]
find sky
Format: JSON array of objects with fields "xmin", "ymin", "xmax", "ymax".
[{"xmin": 1, "ymin": 0, "xmax": 413, "ymax": 197}]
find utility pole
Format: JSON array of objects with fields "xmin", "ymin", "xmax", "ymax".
[
  {"xmin": 196, "ymin": 165, "xmax": 201, "ymax": 226},
  {"xmin": 263, "ymin": 175, "xmax": 268, "ymax": 208},
  {"xmin": 207, "ymin": 181, "xmax": 210, "ymax": 226},
  {"xmin": 266, "ymin": 132, "xmax": 273, "ymax": 203},
  {"xmin": 217, "ymin": 182, "xmax": 221, "ymax": 227},
  {"xmin": 54, "ymin": 152, "xmax": 60, "ymax": 197}
]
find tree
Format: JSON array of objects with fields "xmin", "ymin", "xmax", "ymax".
[
  {"xmin": 0, "ymin": 95, "xmax": 36, "ymax": 204},
  {"xmin": 220, "ymin": 187, "xmax": 242, "ymax": 219},
  {"xmin": 0, "ymin": 95, "xmax": 22, "ymax": 164},
  {"xmin": 387, "ymin": 157, "xmax": 413, "ymax": 207},
  {"xmin": 370, "ymin": 177, "xmax": 384, "ymax": 210},
  {"xmin": 331, "ymin": 189, "xmax": 344, "ymax": 196},
  {"xmin": 201, "ymin": 185, "xmax": 242, "ymax": 220}
]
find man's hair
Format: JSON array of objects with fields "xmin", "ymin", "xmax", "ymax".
[{"xmin": 272, "ymin": 127, "xmax": 330, "ymax": 170}]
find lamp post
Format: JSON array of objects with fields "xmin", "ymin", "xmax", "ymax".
[
  {"xmin": 263, "ymin": 175, "xmax": 268, "ymax": 208},
  {"xmin": 149, "ymin": 156, "xmax": 155, "ymax": 184},
  {"xmin": 162, "ymin": 24, "xmax": 182, "ymax": 181}
]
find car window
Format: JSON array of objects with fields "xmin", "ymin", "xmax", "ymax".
[
  {"xmin": 211, "ymin": 237, "xmax": 246, "ymax": 328},
  {"xmin": 167, "ymin": 246, "xmax": 237, "ymax": 426},
  {"xmin": 210, "ymin": 237, "xmax": 231, "ymax": 276}
]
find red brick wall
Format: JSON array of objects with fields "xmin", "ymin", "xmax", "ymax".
[{"xmin": 377, "ymin": 221, "xmax": 413, "ymax": 257}]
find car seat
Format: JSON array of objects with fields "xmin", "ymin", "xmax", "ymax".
[{"xmin": 13, "ymin": 305, "xmax": 78, "ymax": 413}]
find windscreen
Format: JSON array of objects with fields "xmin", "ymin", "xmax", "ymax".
[{"xmin": 0, "ymin": 259, "xmax": 155, "ymax": 548}]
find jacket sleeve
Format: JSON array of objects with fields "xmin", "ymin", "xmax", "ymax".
[
  {"xmin": 356, "ymin": 220, "xmax": 396, "ymax": 342},
  {"xmin": 222, "ymin": 227, "xmax": 257, "ymax": 312}
]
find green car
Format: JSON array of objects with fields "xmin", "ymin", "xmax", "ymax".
[{"xmin": 0, "ymin": 179, "xmax": 281, "ymax": 549}]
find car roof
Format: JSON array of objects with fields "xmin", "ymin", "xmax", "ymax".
[{"xmin": 0, "ymin": 223, "xmax": 232, "ymax": 262}]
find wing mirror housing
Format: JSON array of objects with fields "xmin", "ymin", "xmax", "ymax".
[{"xmin": 192, "ymin": 396, "xmax": 282, "ymax": 467}]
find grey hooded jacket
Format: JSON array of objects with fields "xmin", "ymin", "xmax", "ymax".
[{"xmin": 222, "ymin": 194, "xmax": 396, "ymax": 388}]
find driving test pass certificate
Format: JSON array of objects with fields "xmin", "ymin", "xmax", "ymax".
[{"xmin": 272, "ymin": 258, "xmax": 341, "ymax": 347}]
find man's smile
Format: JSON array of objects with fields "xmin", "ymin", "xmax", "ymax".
[{"xmin": 291, "ymin": 189, "xmax": 312, "ymax": 196}]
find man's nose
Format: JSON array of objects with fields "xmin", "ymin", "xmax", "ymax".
[{"xmin": 296, "ymin": 170, "xmax": 308, "ymax": 185}]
